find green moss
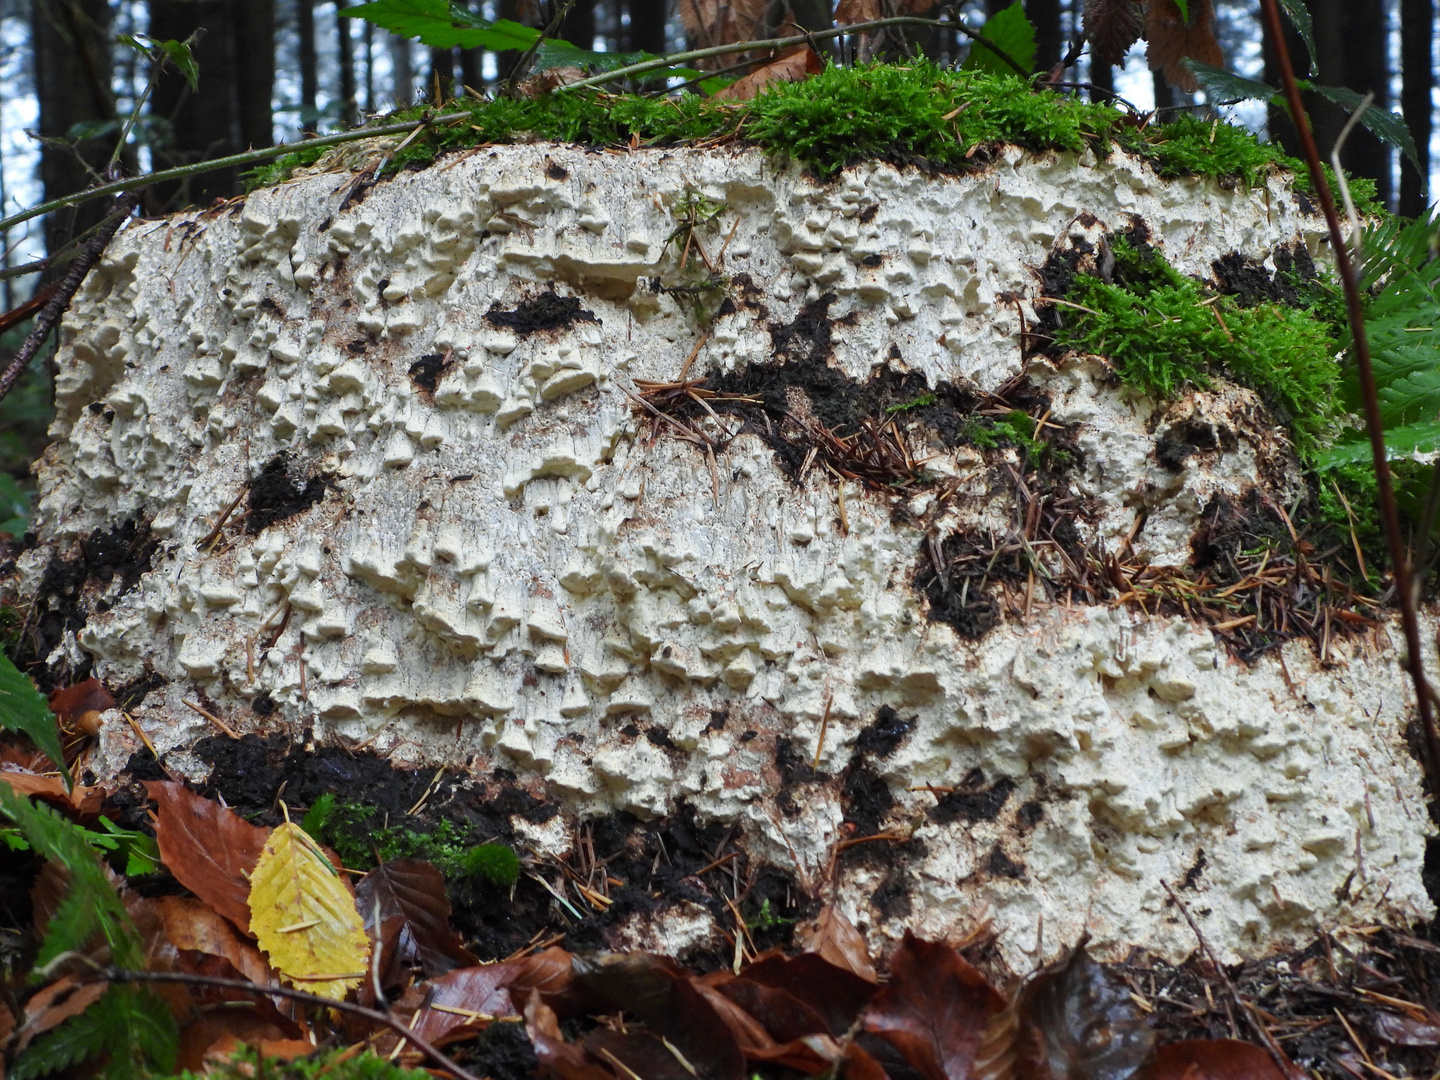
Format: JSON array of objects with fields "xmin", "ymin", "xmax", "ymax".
[
  {"xmin": 301, "ymin": 797, "xmax": 487, "ymax": 877},
  {"xmin": 244, "ymin": 60, "xmax": 1377, "ymax": 203},
  {"xmin": 457, "ymin": 842, "xmax": 521, "ymax": 887},
  {"xmin": 240, "ymin": 142, "xmax": 330, "ymax": 189},
  {"xmin": 181, "ymin": 1045, "xmax": 428, "ymax": 1079},
  {"xmin": 1056, "ymin": 243, "xmax": 1341, "ymax": 462}
]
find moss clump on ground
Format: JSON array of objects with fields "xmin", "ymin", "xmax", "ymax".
[
  {"xmin": 244, "ymin": 61, "xmax": 1377, "ymax": 209},
  {"xmin": 1054, "ymin": 236, "xmax": 1342, "ymax": 462},
  {"xmin": 181, "ymin": 1046, "xmax": 427, "ymax": 1079}
]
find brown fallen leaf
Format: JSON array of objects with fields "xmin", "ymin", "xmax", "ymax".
[
  {"xmin": 859, "ymin": 932, "xmax": 1005, "ymax": 1080},
  {"xmin": 712, "ymin": 46, "xmax": 823, "ymax": 101},
  {"xmin": 1084, "ymin": 0, "xmax": 1145, "ymax": 67},
  {"xmin": 409, "ymin": 961, "xmax": 525, "ymax": 1046},
  {"xmin": 355, "ymin": 858, "xmax": 476, "ymax": 979},
  {"xmin": 980, "ymin": 941, "xmax": 1154, "ymax": 1080},
  {"xmin": 146, "ymin": 780, "xmax": 271, "ymax": 936},
  {"xmin": 798, "ymin": 904, "xmax": 878, "ymax": 983},
  {"xmin": 17, "ymin": 977, "xmax": 108, "ymax": 1052},
  {"xmin": 153, "ymin": 895, "xmax": 275, "ymax": 987},
  {"xmin": 737, "ymin": 952, "xmax": 877, "ymax": 1037},
  {"xmin": 676, "ymin": 0, "xmax": 769, "ymax": 69},
  {"xmin": 1144, "ymin": 1039, "xmax": 1302, "ymax": 1080},
  {"xmin": 524, "ymin": 994, "xmax": 615, "ymax": 1080},
  {"xmin": 1368, "ymin": 1009, "xmax": 1440, "ymax": 1046},
  {"xmin": 0, "ymin": 770, "xmax": 102, "ymax": 817},
  {"xmin": 1144, "ymin": 0, "xmax": 1223, "ymax": 94},
  {"xmin": 835, "ymin": 0, "xmax": 935, "ymax": 24},
  {"xmin": 48, "ymin": 678, "xmax": 115, "ymax": 737}
]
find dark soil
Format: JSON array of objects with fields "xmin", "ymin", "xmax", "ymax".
[
  {"xmin": 1153, "ymin": 413, "xmax": 1238, "ymax": 472},
  {"xmin": 11, "ymin": 517, "xmax": 158, "ymax": 690},
  {"xmin": 931, "ymin": 771, "xmax": 1017, "ymax": 825},
  {"xmin": 854, "ymin": 706, "xmax": 913, "ymax": 758},
  {"xmin": 485, "ymin": 289, "xmax": 598, "ymax": 334},
  {"xmin": 409, "ymin": 353, "xmax": 452, "ymax": 394},
  {"xmin": 245, "ymin": 454, "xmax": 329, "ymax": 534},
  {"xmin": 450, "ymin": 1017, "xmax": 540, "ymax": 1078},
  {"xmin": 1212, "ymin": 241, "xmax": 1326, "ymax": 309}
]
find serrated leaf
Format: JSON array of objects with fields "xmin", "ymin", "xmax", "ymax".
[
  {"xmin": 1186, "ymin": 59, "xmax": 1274, "ymax": 104},
  {"xmin": 1146, "ymin": 0, "xmax": 1222, "ymax": 94},
  {"xmin": 0, "ymin": 652, "xmax": 70, "ymax": 784},
  {"xmin": 0, "ymin": 783, "xmax": 138, "ymax": 973},
  {"xmin": 249, "ymin": 821, "xmax": 370, "ymax": 1001},
  {"xmin": 962, "ymin": 2, "xmax": 1036, "ymax": 76},
  {"xmin": 345, "ymin": 0, "xmax": 541, "ymax": 51},
  {"xmin": 355, "ymin": 857, "xmax": 475, "ymax": 978},
  {"xmin": 1083, "ymin": 0, "xmax": 1144, "ymax": 68},
  {"xmin": 12, "ymin": 986, "xmax": 177, "ymax": 1080},
  {"xmin": 533, "ymin": 41, "xmax": 704, "ymax": 81},
  {"xmin": 1277, "ymin": 0, "xmax": 1317, "ymax": 75},
  {"xmin": 1306, "ymin": 83, "xmax": 1421, "ymax": 174},
  {"xmin": 156, "ymin": 38, "xmax": 199, "ymax": 92}
]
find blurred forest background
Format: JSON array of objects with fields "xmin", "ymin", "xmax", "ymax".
[{"xmin": 0, "ymin": 0, "xmax": 1433, "ymax": 528}]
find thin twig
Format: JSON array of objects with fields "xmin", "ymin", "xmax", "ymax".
[
  {"xmin": 559, "ymin": 16, "xmax": 1030, "ymax": 92},
  {"xmin": 0, "ymin": 189, "xmax": 140, "ymax": 404},
  {"xmin": 1259, "ymin": 0, "xmax": 1440, "ymax": 800},
  {"xmin": 100, "ymin": 967, "xmax": 482, "ymax": 1080}
]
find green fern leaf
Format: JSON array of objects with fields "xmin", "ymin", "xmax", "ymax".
[
  {"xmin": 0, "ymin": 651, "xmax": 69, "ymax": 784},
  {"xmin": 0, "ymin": 784, "xmax": 142, "ymax": 973},
  {"xmin": 12, "ymin": 986, "xmax": 176, "ymax": 1080}
]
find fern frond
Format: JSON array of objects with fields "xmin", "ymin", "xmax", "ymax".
[
  {"xmin": 0, "ymin": 785, "xmax": 142, "ymax": 973},
  {"xmin": 11, "ymin": 986, "xmax": 176, "ymax": 1080}
]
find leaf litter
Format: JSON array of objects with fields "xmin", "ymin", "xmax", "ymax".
[{"xmin": 5, "ymin": 744, "xmax": 1440, "ymax": 1077}]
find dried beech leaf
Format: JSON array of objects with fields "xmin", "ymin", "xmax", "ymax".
[
  {"xmin": 713, "ymin": 45, "xmax": 822, "ymax": 101},
  {"xmin": 1012, "ymin": 943, "xmax": 1155, "ymax": 1080},
  {"xmin": 146, "ymin": 780, "xmax": 270, "ymax": 936},
  {"xmin": 834, "ymin": 0, "xmax": 880, "ymax": 24},
  {"xmin": 248, "ymin": 821, "xmax": 370, "ymax": 1001},
  {"xmin": 587, "ymin": 1028, "xmax": 702, "ymax": 1080},
  {"xmin": 1144, "ymin": 0, "xmax": 1223, "ymax": 94},
  {"xmin": 799, "ymin": 905, "xmax": 878, "ymax": 984},
  {"xmin": 1145, "ymin": 1039, "xmax": 1301, "ymax": 1080},
  {"xmin": 1369, "ymin": 1010, "xmax": 1440, "ymax": 1047},
  {"xmin": 859, "ymin": 932, "xmax": 1005, "ymax": 1080},
  {"xmin": 153, "ymin": 895, "xmax": 274, "ymax": 986},
  {"xmin": 744, "ymin": 1032, "xmax": 844, "ymax": 1073},
  {"xmin": 676, "ymin": 0, "xmax": 769, "ymax": 69},
  {"xmin": 410, "ymin": 961, "xmax": 525, "ymax": 1045},
  {"xmin": 18, "ymin": 977, "xmax": 108, "ymax": 1052},
  {"xmin": 691, "ymin": 978, "xmax": 776, "ymax": 1051},
  {"xmin": 0, "ymin": 771, "xmax": 102, "ymax": 817},
  {"xmin": 524, "ymin": 994, "xmax": 615, "ymax": 1080},
  {"xmin": 355, "ymin": 857, "xmax": 476, "ymax": 978},
  {"xmin": 739, "ymin": 952, "xmax": 877, "ymax": 1037},
  {"xmin": 1084, "ymin": 0, "xmax": 1144, "ymax": 67},
  {"xmin": 712, "ymin": 974, "xmax": 830, "ymax": 1041}
]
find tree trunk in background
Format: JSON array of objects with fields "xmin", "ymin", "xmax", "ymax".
[
  {"xmin": 31, "ymin": 0, "xmax": 115, "ymax": 259},
  {"xmin": 1400, "ymin": 0, "xmax": 1433, "ymax": 217},
  {"xmin": 628, "ymin": 0, "xmax": 668, "ymax": 53},
  {"xmin": 1028, "ymin": 0, "xmax": 1062, "ymax": 71},
  {"xmin": 429, "ymin": 48, "xmax": 454, "ymax": 101},
  {"xmin": 149, "ymin": 0, "xmax": 276, "ymax": 208},
  {"xmin": 391, "ymin": 35, "xmax": 414, "ymax": 107},
  {"xmin": 558, "ymin": 0, "xmax": 597, "ymax": 51},
  {"xmin": 1261, "ymin": 0, "xmax": 1307, "ymax": 158},
  {"xmin": 364, "ymin": 18, "xmax": 376, "ymax": 113},
  {"xmin": 336, "ymin": 0, "xmax": 358, "ymax": 127},
  {"xmin": 1089, "ymin": 57, "xmax": 1114, "ymax": 104},
  {"xmin": 298, "ymin": 0, "xmax": 318, "ymax": 124}
]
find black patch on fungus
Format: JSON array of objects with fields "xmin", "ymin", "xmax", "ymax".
[
  {"xmin": 775, "ymin": 737, "xmax": 820, "ymax": 816},
  {"xmin": 931, "ymin": 774, "xmax": 1016, "ymax": 825},
  {"xmin": 768, "ymin": 293, "xmax": 838, "ymax": 365},
  {"xmin": 644, "ymin": 727, "xmax": 675, "ymax": 749},
  {"xmin": 861, "ymin": 253, "xmax": 883, "ymax": 268},
  {"xmin": 545, "ymin": 162, "xmax": 568, "ymax": 180},
  {"xmin": 346, "ymin": 339, "xmax": 369, "ymax": 353},
  {"xmin": 858, "ymin": 204, "xmax": 879, "ymax": 223},
  {"xmin": 252, "ymin": 692, "xmax": 276, "ymax": 716},
  {"xmin": 840, "ymin": 759, "xmax": 893, "ymax": 836},
  {"xmin": 114, "ymin": 670, "xmax": 166, "ymax": 711},
  {"xmin": 1181, "ymin": 848, "xmax": 1207, "ymax": 889},
  {"xmin": 855, "ymin": 705, "xmax": 913, "ymax": 758},
  {"xmin": 1211, "ymin": 251, "xmax": 1290, "ymax": 307},
  {"xmin": 246, "ymin": 454, "xmax": 328, "ymax": 534},
  {"xmin": 485, "ymin": 289, "xmax": 598, "ymax": 334},
  {"xmin": 1016, "ymin": 799, "xmax": 1044, "ymax": 831},
  {"xmin": 1154, "ymin": 415, "xmax": 1235, "ymax": 472},
  {"xmin": 409, "ymin": 353, "xmax": 451, "ymax": 394},
  {"xmin": 986, "ymin": 843, "xmax": 1025, "ymax": 879}
]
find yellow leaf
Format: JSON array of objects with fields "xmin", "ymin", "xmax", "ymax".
[{"xmin": 248, "ymin": 821, "xmax": 369, "ymax": 1001}]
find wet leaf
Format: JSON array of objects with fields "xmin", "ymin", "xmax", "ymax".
[
  {"xmin": 1144, "ymin": 0, "xmax": 1223, "ymax": 93},
  {"xmin": 738, "ymin": 952, "xmax": 877, "ymax": 1037},
  {"xmin": 713, "ymin": 46, "xmax": 822, "ymax": 101},
  {"xmin": 410, "ymin": 961, "xmax": 525, "ymax": 1045},
  {"xmin": 1367, "ymin": 1010, "xmax": 1440, "ymax": 1047},
  {"xmin": 355, "ymin": 857, "xmax": 476, "ymax": 978},
  {"xmin": 146, "ymin": 781, "xmax": 270, "ymax": 936},
  {"xmin": 152, "ymin": 895, "xmax": 274, "ymax": 986},
  {"xmin": 1006, "ymin": 942, "xmax": 1155, "ymax": 1080},
  {"xmin": 1144, "ymin": 1039, "xmax": 1298, "ymax": 1080},
  {"xmin": 798, "ymin": 905, "xmax": 878, "ymax": 984},
  {"xmin": 0, "ymin": 771, "xmax": 101, "ymax": 817},
  {"xmin": 587, "ymin": 1028, "xmax": 703, "ymax": 1080},
  {"xmin": 710, "ymin": 972, "xmax": 830, "ymax": 1041},
  {"xmin": 525, "ymin": 994, "xmax": 615, "ymax": 1080},
  {"xmin": 248, "ymin": 821, "xmax": 369, "ymax": 1001},
  {"xmin": 1084, "ymin": 0, "xmax": 1144, "ymax": 67},
  {"xmin": 859, "ymin": 932, "xmax": 1005, "ymax": 1080}
]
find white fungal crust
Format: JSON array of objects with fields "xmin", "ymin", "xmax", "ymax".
[{"xmin": 16, "ymin": 140, "xmax": 1432, "ymax": 968}]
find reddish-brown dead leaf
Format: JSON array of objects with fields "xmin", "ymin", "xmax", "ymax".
[
  {"xmin": 410, "ymin": 961, "xmax": 525, "ymax": 1045},
  {"xmin": 713, "ymin": 45, "xmax": 822, "ymax": 101},
  {"xmin": 859, "ymin": 932, "xmax": 1004, "ymax": 1080},
  {"xmin": 798, "ymin": 905, "xmax": 878, "ymax": 984},
  {"xmin": 745, "ymin": 1033, "xmax": 845, "ymax": 1074},
  {"xmin": 1008, "ymin": 942, "xmax": 1155, "ymax": 1080},
  {"xmin": 1368, "ymin": 1010, "xmax": 1440, "ymax": 1046},
  {"xmin": 145, "ymin": 780, "xmax": 271, "ymax": 936},
  {"xmin": 737, "ymin": 952, "xmax": 877, "ymax": 1037},
  {"xmin": 676, "ymin": 0, "xmax": 769, "ymax": 69},
  {"xmin": 692, "ymin": 978, "xmax": 777, "ymax": 1051},
  {"xmin": 586, "ymin": 1028, "xmax": 705, "ymax": 1080},
  {"xmin": 1084, "ymin": 0, "xmax": 1145, "ymax": 67},
  {"xmin": 355, "ymin": 858, "xmax": 476, "ymax": 979},
  {"xmin": 839, "ymin": 1041, "xmax": 890, "ymax": 1080},
  {"xmin": 710, "ymin": 974, "xmax": 831, "ymax": 1042},
  {"xmin": 153, "ymin": 895, "xmax": 274, "ymax": 986},
  {"xmin": 1144, "ymin": 0, "xmax": 1223, "ymax": 93},
  {"xmin": 835, "ymin": 0, "xmax": 934, "ymax": 23},
  {"xmin": 17, "ymin": 977, "xmax": 109, "ymax": 1051},
  {"xmin": 1144, "ymin": 1039, "xmax": 1301, "ymax": 1080},
  {"xmin": 48, "ymin": 678, "xmax": 115, "ymax": 737},
  {"xmin": 524, "ymin": 994, "xmax": 615, "ymax": 1080},
  {"xmin": 0, "ymin": 770, "xmax": 102, "ymax": 817}
]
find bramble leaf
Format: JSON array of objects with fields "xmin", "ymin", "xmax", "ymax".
[
  {"xmin": 345, "ymin": 0, "xmax": 541, "ymax": 51},
  {"xmin": 963, "ymin": 2, "xmax": 1037, "ymax": 76},
  {"xmin": 12, "ymin": 986, "xmax": 177, "ymax": 1080},
  {"xmin": 0, "ymin": 652, "xmax": 70, "ymax": 784}
]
